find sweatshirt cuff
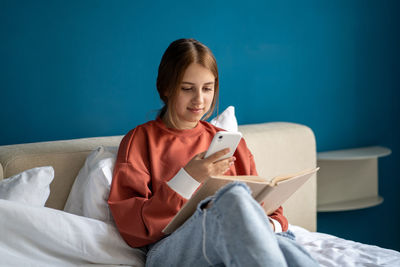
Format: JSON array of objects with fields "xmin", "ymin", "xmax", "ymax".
[
  {"xmin": 167, "ymin": 168, "xmax": 201, "ymax": 199},
  {"xmin": 269, "ymin": 217, "xmax": 283, "ymax": 233}
]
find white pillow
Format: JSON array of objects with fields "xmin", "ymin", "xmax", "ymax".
[
  {"xmin": 64, "ymin": 146, "xmax": 117, "ymax": 222},
  {"xmin": 0, "ymin": 199, "xmax": 146, "ymax": 266},
  {"xmin": 0, "ymin": 166, "xmax": 54, "ymax": 207},
  {"xmin": 210, "ymin": 105, "xmax": 239, "ymax": 132}
]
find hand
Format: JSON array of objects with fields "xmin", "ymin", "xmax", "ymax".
[{"xmin": 184, "ymin": 148, "xmax": 236, "ymax": 183}]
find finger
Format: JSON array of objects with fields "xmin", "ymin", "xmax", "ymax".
[
  {"xmin": 214, "ymin": 159, "xmax": 234, "ymax": 175},
  {"xmin": 217, "ymin": 155, "xmax": 236, "ymax": 163},
  {"xmin": 214, "ymin": 157, "xmax": 236, "ymax": 168},
  {"xmin": 205, "ymin": 148, "xmax": 230, "ymax": 163},
  {"xmin": 197, "ymin": 151, "xmax": 207, "ymax": 159},
  {"xmin": 223, "ymin": 167, "xmax": 231, "ymax": 174}
]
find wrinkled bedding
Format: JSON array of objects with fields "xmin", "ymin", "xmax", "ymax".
[
  {"xmin": 1, "ymin": 199, "xmax": 399, "ymax": 266},
  {"xmin": 290, "ymin": 225, "xmax": 400, "ymax": 267}
]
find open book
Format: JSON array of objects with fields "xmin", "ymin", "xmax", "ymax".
[{"xmin": 162, "ymin": 167, "xmax": 319, "ymax": 234}]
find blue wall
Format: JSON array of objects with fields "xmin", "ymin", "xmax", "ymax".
[{"xmin": 1, "ymin": 0, "xmax": 399, "ymax": 250}]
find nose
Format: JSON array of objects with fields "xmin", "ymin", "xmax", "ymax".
[{"xmin": 192, "ymin": 88, "xmax": 203, "ymax": 105}]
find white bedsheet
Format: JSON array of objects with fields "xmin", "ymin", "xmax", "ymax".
[
  {"xmin": 1, "ymin": 199, "xmax": 399, "ymax": 267},
  {"xmin": 0, "ymin": 199, "xmax": 145, "ymax": 267},
  {"xmin": 290, "ymin": 225, "xmax": 400, "ymax": 267}
]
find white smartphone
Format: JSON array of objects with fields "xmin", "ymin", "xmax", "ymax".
[{"xmin": 204, "ymin": 131, "xmax": 243, "ymax": 160}]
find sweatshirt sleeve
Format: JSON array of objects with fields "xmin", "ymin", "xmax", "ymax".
[
  {"xmin": 108, "ymin": 129, "xmax": 188, "ymax": 247},
  {"xmin": 269, "ymin": 206, "xmax": 288, "ymax": 232},
  {"xmin": 167, "ymin": 168, "xmax": 201, "ymax": 199}
]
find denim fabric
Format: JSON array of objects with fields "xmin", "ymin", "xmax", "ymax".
[
  {"xmin": 277, "ymin": 230, "xmax": 296, "ymax": 241},
  {"xmin": 146, "ymin": 182, "xmax": 318, "ymax": 267}
]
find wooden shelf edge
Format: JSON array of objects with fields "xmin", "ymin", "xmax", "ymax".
[{"xmin": 317, "ymin": 196, "xmax": 384, "ymax": 212}]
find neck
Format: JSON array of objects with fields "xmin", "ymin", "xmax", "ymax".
[{"xmin": 161, "ymin": 115, "xmax": 198, "ymax": 130}]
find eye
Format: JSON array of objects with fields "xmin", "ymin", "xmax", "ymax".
[
  {"xmin": 203, "ymin": 87, "xmax": 214, "ymax": 92},
  {"xmin": 181, "ymin": 87, "xmax": 193, "ymax": 91}
]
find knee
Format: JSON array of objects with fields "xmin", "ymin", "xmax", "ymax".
[
  {"xmin": 207, "ymin": 182, "xmax": 271, "ymax": 233},
  {"xmin": 212, "ymin": 182, "xmax": 254, "ymax": 208}
]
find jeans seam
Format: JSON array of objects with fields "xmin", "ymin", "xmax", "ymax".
[{"xmin": 202, "ymin": 209, "xmax": 213, "ymax": 266}]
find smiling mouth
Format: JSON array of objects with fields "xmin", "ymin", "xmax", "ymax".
[{"xmin": 188, "ymin": 107, "xmax": 204, "ymax": 113}]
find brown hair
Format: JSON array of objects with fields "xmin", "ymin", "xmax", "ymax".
[{"xmin": 156, "ymin": 38, "xmax": 219, "ymax": 128}]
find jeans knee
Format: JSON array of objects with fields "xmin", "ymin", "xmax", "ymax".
[{"xmin": 213, "ymin": 182, "xmax": 253, "ymax": 207}]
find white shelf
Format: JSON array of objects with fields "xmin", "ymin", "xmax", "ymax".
[
  {"xmin": 318, "ymin": 196, "xmax": 384, "ymax": 212},
  {"xmin": 317, "ymin": 146, "xmax": 391, "ymax": 212},
  {"xmin": 318, "ymin": 146, "xmax": 391, "ymax": 161}
]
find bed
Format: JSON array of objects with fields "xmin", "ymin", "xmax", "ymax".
[{"xmin": 0, "ymin": 112, "xmax": 399, "ymax": 266}]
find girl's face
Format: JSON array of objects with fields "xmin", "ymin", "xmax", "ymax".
[{"xmin": 173, "ymin": 63, "xmax": 215, "ymax": 129}]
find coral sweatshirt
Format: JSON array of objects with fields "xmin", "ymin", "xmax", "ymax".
[{"xmin": 108, "ymin": 117, "xmax": 288, "ymax": 248}]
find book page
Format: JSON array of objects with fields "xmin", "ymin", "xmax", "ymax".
[
  {"xmin": 255, "ymin": 170, "xmax": 317, "ymax": 215},
  {"xmin": 212, "ymin": 175, "xmax": 272, "ymax": 199},
  {"xmin": 211, "ymin": 175, "xmax": 272, "ymax": 183},
  {"xmin": 270, "ymin": 167, "xmax": 319, "ymax": 186}
]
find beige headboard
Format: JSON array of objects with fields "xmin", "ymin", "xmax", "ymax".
[{"xmin": 0, "ymin": 122, "xmax": 317, "ymax": 231}]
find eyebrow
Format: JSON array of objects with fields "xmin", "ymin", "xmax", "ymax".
[{"xmin": 181, "ymin": 81, "xmax": 215, "ymax": 85}]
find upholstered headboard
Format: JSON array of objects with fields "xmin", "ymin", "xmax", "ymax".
[{"xmin": 0, "ymin": 122, "xmax": 317, "ymax": 231}]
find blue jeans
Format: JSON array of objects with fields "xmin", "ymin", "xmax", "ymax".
[{"xmin": 146, "ymin": 182, "xmax": 318, "ymax": 267}]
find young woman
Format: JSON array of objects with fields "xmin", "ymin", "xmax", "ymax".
[{"xmin": 108, "ymin": 38, "xmax": 318, "ymax": 266}]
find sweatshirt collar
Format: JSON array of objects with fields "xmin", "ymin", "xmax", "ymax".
[{"xmin": 155, "ymin": 117, "xmax": 205, "ymax": 137}]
